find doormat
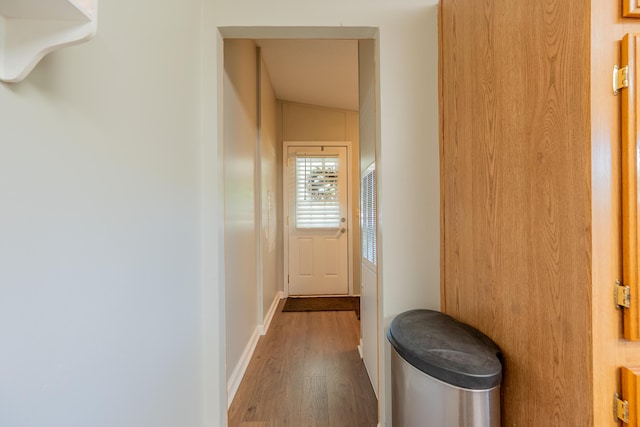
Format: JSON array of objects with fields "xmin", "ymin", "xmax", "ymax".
[{"xmin": 283, "ymin": 297, "xmax": 360, "ymax": 319}]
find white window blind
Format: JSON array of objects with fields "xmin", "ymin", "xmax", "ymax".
[
  {"xmin": 295, "ymin": 156, "xmax": 341, "ymax": 228},
  {"xmin": 361, "ymin": 166, "xmax": 377, "ymax": 265}
]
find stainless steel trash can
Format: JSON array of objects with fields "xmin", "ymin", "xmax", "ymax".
[{"xmin": 387, "ymin": 310, "xmax": 502, "ymax": 427}]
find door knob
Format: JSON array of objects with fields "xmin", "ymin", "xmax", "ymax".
[{"xmin": 335, "ymin": 227, "xmax": 346, "ymax": 238}]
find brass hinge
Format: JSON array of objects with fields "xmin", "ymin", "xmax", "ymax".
[
  {"xmin": 288, "ymin": 275, "xmax": 290, "ymax": 284},
  {"xmin": 615, "ymin": 393, "xmax": 630, "ymax": 424},
  {"xmin": 614, "ymin": 65, "xmax": 630, "ymax": 95},
  {"xmin": 616, "ymin": 281, "xmax": 631, "ymax": 309}
]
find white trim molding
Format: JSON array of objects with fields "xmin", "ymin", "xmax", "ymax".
[
  {"xmin": 259, "ymin": 291, "xmax": 284, "ymax": 335},
  {"xmin": 227, "ymin": 291, "xmax": 283, "ymax": 408},
  {"xmin": 227, "ymin": 327, "xmax": 260, "ymax": 409}
]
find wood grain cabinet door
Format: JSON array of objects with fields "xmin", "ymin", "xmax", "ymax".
[
  {"xmin": 621, "ymin": 34, "xmax": 640, "ymax": 341},
  {"xmin": 622, "ymin": 366, "xmax": 640, "ymax": 425},
  {"xmin": 624, "ymin": 0, "xmax": 640, "ymax": 18}
]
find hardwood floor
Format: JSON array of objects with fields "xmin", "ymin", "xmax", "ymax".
[{"xmin": 228, "ymin": 300, "xmax": 378, "ymax": 427}]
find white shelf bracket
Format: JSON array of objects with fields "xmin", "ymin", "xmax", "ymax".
[{"xmin": 0, "ymin": 0, "xmax": 98, "ymax": 83}]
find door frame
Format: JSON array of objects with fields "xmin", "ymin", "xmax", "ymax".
[
  {"xmin": 211, "ymin": 27, "xmax": 382, "ymax": 426},
  {"xmin": 282, "ymin": 140, "xmax": 355, "ymax": 297}
]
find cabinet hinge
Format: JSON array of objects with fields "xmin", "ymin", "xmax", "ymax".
[
  {"xmin": 615, "ymin": 393, "xmax": 630, "ymax": 424},
  {"xmin": 614, "ymin": 65, "xmax": 630, "ymax": 95},
  {"xmin": 616, "ymin": 281, "xmax": 631, "ymax": 309}
]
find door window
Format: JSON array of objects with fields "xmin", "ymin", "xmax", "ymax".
[{"xmin": 295, "ymin": 156, "xmax": 341, "ymax": 228}]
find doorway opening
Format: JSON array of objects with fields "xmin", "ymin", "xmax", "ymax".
[{"xmin": 220, "ymin": 27, "xmax": 381, "ymax": 424}]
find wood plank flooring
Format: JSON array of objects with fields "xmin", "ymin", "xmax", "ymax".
[{"xmin": 228, "ymin": 300, "xmax": 378, "ymax": 427}]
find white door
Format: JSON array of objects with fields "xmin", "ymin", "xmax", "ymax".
[{"xmin": 287, "ymin": 146, "xmax": 349, "ymax": 295}]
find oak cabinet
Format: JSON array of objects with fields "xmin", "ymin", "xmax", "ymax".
[
  {"xmin": 624, "ymin": 0, "xmax": 640, "ymax": 18},
  {"xmin": 621, "ymin": 34, "xmax": 640, "ymax": 341}
]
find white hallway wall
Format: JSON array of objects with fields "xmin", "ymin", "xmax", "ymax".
[
  {"xmin": 0, "ymin": 1, "xmax": 203, "ymax": 426},
  {"xmin": 259, "ymin": 55, "xmax": 280, "ymax": 322},
  {"xmin": 223, "ymin": 38, "xmax": 259, "ymax": 384},
  {"xmin": 204, "ymin": 1, "xmax": 441, "ymax": 425},
  {"xmin": 223, "ymin": 39, "xmax": 280, "ymax": 399}
]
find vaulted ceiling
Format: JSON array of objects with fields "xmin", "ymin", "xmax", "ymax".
[{"xmin": 256, "ymin": 39, "xmax": 359, "ymax": 111}]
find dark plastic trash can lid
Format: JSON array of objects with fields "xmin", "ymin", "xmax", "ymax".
[{"xmin": 387, "ymin": 309, "xmax": 502, "ymax": 390}]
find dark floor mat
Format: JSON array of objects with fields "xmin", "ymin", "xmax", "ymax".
[{"xmin": 282, "ymin": 296, "xmax": 360, "ymax": 319}]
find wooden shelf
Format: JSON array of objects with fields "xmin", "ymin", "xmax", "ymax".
[{"xmin": 0, "ymin": 0, "xmax": 97, "ymax": 83}]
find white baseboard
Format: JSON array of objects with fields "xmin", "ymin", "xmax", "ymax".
[
  {"xmin": 358, "ymin": 338, "xmax": 363, "ymax": 359},
  {"xmin": 227, "ymin": 327, "xmax": 260, "ymax": 409},
  {"xmin": 258, "ymin": 291, "xmax": 284, "ymax": 335},
  {"xmin": 227, "ymin": 291, "xmax": 285, "ymax": 409}
]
